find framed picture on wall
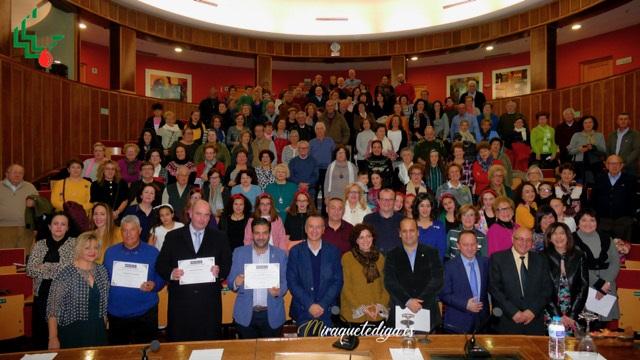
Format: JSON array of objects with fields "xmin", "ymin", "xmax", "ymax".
[
  {"xmin": 446, "ymin": 72, "xmax": 483, "ymax": 103},
  {"xmin": 145, "ymin": 69, "xmax": 192, "ymax": 102},
  {"xmin": 492, "ymin": 65, "xmax": 530, "ymax": 99}
]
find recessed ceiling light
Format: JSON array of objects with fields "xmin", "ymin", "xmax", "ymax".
[
  {"xmin": 410, "ymin": 56, "xmax": 418, "ymax": 61},
  {"xmin": 174, "ymin": 47, "xmax": 183, "ymax": 53},
  {"xmin": 78, "ymin": 23, "xmax": 87, "ymax": 30},
  {"xmin": 53, "ymin": 60, "xmax": 61, "ymax": 64},
  {"xmin": 571, "ymin": 24, "xmax": 582, "ymax": 30},
  {"xmin": 485, "ymin": 45, "xmax": 494, "ymax": 51}
]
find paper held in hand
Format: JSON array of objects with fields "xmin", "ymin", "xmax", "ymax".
[
  {"xmin": 585, "ymin": 287, "xmax": 617, "ymax": 317},
  {"xmin": 178, "ymin": 257, "xmax": 216, "ymax": 285},
  {"xmin": 244, "ymin": 263, "xmax": 280, "ymax": 289},
  {"xmin": 111, "ymin": 261, "xmax": 148, "ymax": 289}
]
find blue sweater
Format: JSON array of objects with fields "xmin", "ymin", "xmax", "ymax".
[
  {"xmin": 104, "ymin": 242, "xmax": 165, "ymax": 318},
  {"xmin": 363, "ymin": 212, "xmax": 403, "ymax": 253},
  {"xmin": 288, "ymin": 156, "xmax": 319, "ymax": 186},
  {"xmin": 418, "ymin": 219, "xmax": 447, "ymax": 261},
  {"xmin": 309, "ymin": 137, "xmax": 336, "ymax": 169}
]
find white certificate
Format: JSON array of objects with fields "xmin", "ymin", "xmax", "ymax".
[
  {"xmin": 110, "ymin": 261, "xmax": 148, "ymax": 289},
  {"xmin": 244, "ymin": 263, "xmax": 280, "ymax": 289},
  {"xmin": 585, "ymin": 287, "xmax": 617, "ymax": 317},
  {"xmin": 178, "ymin": 257, "xmax": 216, "ymax": 285}
]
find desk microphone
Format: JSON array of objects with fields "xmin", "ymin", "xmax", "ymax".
[
  {"xmin": 141, "ymin": 340, "xmax": 160, "ymax": 360},
  {"xmin": 465, "ymin": 307, "xmax": 502, "ymax": 358},
  {"xmin": 330, "ymin": 306, "xmax": 359, "ymax": 351}
]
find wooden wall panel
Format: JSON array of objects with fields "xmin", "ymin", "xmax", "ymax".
[
  {"xmin": 0, "ymin": 56, "xmax": 637, "ymax": 181},
  {"xmin": 66, "ymin": 0, "xmax": 607, "ymax": 58}
]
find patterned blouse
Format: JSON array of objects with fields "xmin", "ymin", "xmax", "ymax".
[
  {"xmin": 47, "ymin": 264, "xmax": 109, "ymax": 327},
  {"xmin": 255, "ymin": 166, "xmax": 276, "ymax": 190},
  {"xmin": 26, "ymin": 238, "xmax": 77, "ymax": 294}
]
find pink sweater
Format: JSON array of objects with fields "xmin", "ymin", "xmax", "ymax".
[
  {"xmin": 243, "ymin": 217, "xmax": 289, "ymax": 252},
  {"xmin": 487, "ymin": 222, "xmax": 519, "ymax": 256}
]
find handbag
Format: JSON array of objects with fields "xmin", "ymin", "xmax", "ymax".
[{"xmin": 62, "ymin": 179, "xmax": 92, "ymax": 235}]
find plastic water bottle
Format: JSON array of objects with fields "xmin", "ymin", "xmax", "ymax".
[{"xmin": 548, "ymin": 316, "xmax": 566, "ymax": 360}]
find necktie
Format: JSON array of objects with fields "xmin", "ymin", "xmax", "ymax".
[
  {"xmin": 468, "ymin": 261, "xmax": 479, "ymax": 299},
  {"xmin": 194, "ymin": 231, "xmax": 202, "ymax": 252},
  {"xmin": 519, "ymin": 256, "xmax": 528, "ymax": 296}
]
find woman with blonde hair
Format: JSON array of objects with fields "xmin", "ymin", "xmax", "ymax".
[
  {"xmin": 487, "ymin": 164, "xmax": 513, "ymax": 199},
  {"xmin": 117, "ymin": 143, "xmax": 141, "ymax": 185},
  {"xmin": 265, "ymin": 163, "xmax": 297, "ymax": 222},
  {"xmin": 82, "ymin": 142, "xmax": 107, "ymax": 181},
  {"xmin": 90, "ymin": 160, "xmax": 129, "ymax": 219},
  {"xmin": 343, "ymin": 183, "xmax": 372, "ymax": 226},
  {"xmin": 157, "ymin": 110, "xmax": 182, "ymax": 156},
  {"xmin": 47, "ymin": 231, "xmax": 109, "ymax": 349},
  {"xmin": 90, "ymin": 203, "xmax": 122, "ymax": 263}
]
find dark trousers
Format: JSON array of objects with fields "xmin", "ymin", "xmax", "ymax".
[
  {"xmin": 235, "ymin": 310, "xmax": 281, "ymax": 339},
  {"xmin": 599, "ymin": 216, "xmax": 634, "ymax": 242},
  {"xmin": 31, "ymin": 295, "xmax": 49, "ymax": 350},
  {"xmin": 316, "ymin": 168, "xmax": 327, "ymax": 215},
  {"xmin": 108, "ymin": 305, "xmax": 158, "ymax": 345}
]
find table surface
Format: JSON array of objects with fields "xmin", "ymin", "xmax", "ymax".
[{"xmin": 1, "ymin": 335, "xmax": 638, "ymax": 359}]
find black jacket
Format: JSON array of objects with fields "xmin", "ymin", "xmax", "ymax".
[
  {"xmin": 544, "ymin": 247, "xmax": 589, "ymax": 320},
  {"xmin": 489, "ymin": 249, "xmax": 552, "ymax": 335},
  {"xmin": 591, "ymin": 172, "xmax": 637, "ymax": 219},
  {"xmin": 384, "ymin": 243, "xmax": 444, "ymax": 330}
]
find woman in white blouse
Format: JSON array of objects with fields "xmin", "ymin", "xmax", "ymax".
[{"xmin": 343, "ymin": 183, "xmax": 372, "ymax": 225}]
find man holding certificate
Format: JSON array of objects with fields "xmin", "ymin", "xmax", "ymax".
[
  {"xmin": 228, "ymin": 218, "xmax": 288, "ymax": 338},
  {"xmin": 156, "ymin": 200, "xmax": 231, "ymax": 341},
  {"xmin": 104, "ymin": 215, "xmax": 165, "ymax": 345}
]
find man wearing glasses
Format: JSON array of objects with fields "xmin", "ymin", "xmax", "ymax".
[
  {"xmin": 489, "ymin": 227, "xmax": 551, "ymax": 335},
  {"xmin": 363, "ymin": 188, "xmax": 403, "ymax": 253}
]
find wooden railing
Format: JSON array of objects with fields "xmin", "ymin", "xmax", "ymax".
[{"xmin": 0, "ymin": 55, "xmax": 638, "ymax": 181}]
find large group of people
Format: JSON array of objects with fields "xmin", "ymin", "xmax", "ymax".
[{"xmin": 1, "ymin": 69, "xmax": 638, "ymax": 349}]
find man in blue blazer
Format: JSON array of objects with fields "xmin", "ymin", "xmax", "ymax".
[
  {"xmin": 228, "ymin": 218, "xmax": 288, "ymax": 338},
  {"xmin": 439, "ymin": 230, "xmax": 490, "ymax": 333},
  {"xmin": 286, "ymin": 215, "xmax": 343, "ymax": 336}
]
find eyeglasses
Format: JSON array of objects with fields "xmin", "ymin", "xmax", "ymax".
[
  {"xmin": 410, "ymin": 172, "xmax": 423, "ymax": 176},
  {"xmin": 496, "ymin": 207, "xmax": 512, "ymax": 212},
  {"xmin": 379, "ymin": 198, "xmax": 395, "ymax": 202},
  {"xmin": 539, "ymin": 188, "xmax": 552, "ymax": 193}
]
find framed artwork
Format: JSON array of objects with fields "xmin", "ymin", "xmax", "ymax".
[
  {"xmin": 492, "ymin": 65, "xmax": 530, "ymax": 99},
  {"xmin": 446, "ymin": 72, "xmax": 483, "ymax": 102},
  {"xmin": 145, "ymin": 69, "xmax": 192, "ymax": 102}
]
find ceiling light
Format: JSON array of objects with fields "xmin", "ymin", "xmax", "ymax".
[
  {"xmin": 410, "ymin": 56, "xmax": 418, "ymax": 61},
  {"xmin": 485, "ymin": 45, "xmax": 494, "ymax": 51},
  {"xmin": 53, "ymin": 60, "xmax": 61, "ymax": 64},
  {"xmin": 571, "ymin": 24, "xmax": 582, "ymax": 30},
  {"xmin": 78, "ymin": 23, "xmax": 87, "ymax": 30},
  {"xmin": 174, "ymin": 47, "xmax": 183, "ymax": 53}
]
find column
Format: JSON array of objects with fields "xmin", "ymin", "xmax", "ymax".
[
  {"xmin": 390, "ymin": 55, "xmax": 406, "ymax": 85},
  {"xmin": 256, "ymin": 55, "xmax": 272, "ymax": 92},
  {"xmin": 530, "ymin": 24, "xmax": 557, "ymax": 92},
  {"xmin": 109, "ymin": 24, "xmax": 136, "ymax": 93}
]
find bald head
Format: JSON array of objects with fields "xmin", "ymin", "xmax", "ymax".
[
  {"xmin": 512, "ymin": 227, "xmax": 533, "ymax": 256},
  {"xmin": 189, "ymin": 199, "xmax": 212, "ymax": 231},
  {"xmin": 606, "ymin": 154, "xmax": 624, "ymax": 176}
]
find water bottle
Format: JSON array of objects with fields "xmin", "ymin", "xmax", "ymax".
[{"xmin": 548, "ymin": 316, "xmax": 566, "ymax": 360}]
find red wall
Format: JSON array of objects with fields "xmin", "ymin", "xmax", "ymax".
[
  {"xmin": 408, "ymin": 52, "xmax": 530, "ymax": 102},
  {"xmin": 135, "ymin": 54, "xmax": 255, "ymax": 101},
  {"xmin": 79, "ymin": 41, "xmax": 109, "ymax": 89},
  {"xmin": 78, "ymin": 23, "xmax": 640, "ymax": 103},
  {"xmin": 556, "ymin": 23, "xmax": 640, "ymax": 88}
]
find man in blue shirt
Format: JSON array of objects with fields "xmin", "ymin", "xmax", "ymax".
[
  {"xmin": 288, "ymin": 141, "xmax": 319, "ymax": 197},
  {"xmin": 309, "ymin": 122, "xmax": 336, "ymax": 212},
  {"xmin": 228, "ymin": 218, "xmax": 288, "ymax": 338},
  {"xmin": 104, "ymin": 215, "xmax": 165, "ymax": 344},
  {"xmin": 363, "ymin": 189, "xmax": 403, "ymax": 253},
  {"xmin": 439, "ymin": 230, "xmax": 490, "ymax": 333},
  {"xmin": 450, "ymin": 103, "xmax": 480, "ymax": 141}
]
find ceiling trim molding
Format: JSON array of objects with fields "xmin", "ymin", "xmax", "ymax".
[{"xmin": 68, "ymin": 0, "xmax": 611, "ymax": 58}]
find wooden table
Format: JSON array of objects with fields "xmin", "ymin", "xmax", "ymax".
[{"xmin": 1, "ymin": 335, "xmax": 637, "ymax": 359}]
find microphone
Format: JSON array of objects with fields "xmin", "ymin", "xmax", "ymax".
[
  {"xmin": 465, "ymin": 307, "xmax": 502, "ymax": 358},
  {"xmin": 141, "ymin": 340, "xmax": 160, "ymax": 360},
  {"xmin": 330, "ymin": 305, "xmax": 359, "ymax": 351}
]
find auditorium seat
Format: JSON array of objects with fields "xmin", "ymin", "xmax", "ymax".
[
  {"xmin": 617, "ymin": 269, "xmax": 640, "ymax": 330},
  {"xmin": 0, "ymin": 294, "xmax": 25, "ymax": 340},
  {"xmin": 0, "ymin": 249, "xmax": 25, "ymax": 267},
  {"xmin": 110, "ymin": 154, "xmax": 125, "ymax": 162},
  {"xmin": 0, "ymin": 273, "xmax": 32, "ymax": 298},
  {"xmin": 38, "ymin": 189, "xmax": 51, "ymax": 201},
  {"xmin": 78, "ymin": 153, "xmax": 94, "ymax": 161}
]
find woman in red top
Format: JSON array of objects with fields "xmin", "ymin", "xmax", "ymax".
[{"xmin": 471, "ymin": 141, "xmax": 502, "ymax": 195}]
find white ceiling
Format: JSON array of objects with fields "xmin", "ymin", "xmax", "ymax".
[
  {"xmin": 113, "ymin": 0, "xmax": 548, "ymax": 41},
  {"xmin": 79, "ymin": 0, "xmax": 640, "ymax": 70}
]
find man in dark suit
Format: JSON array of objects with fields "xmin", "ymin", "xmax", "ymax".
[
  {"xmin": 591, "ymin": 154, "xmax": 638, "ymax": 241},
  {"xmin": 384, "ymin": 217, "xmax": 444, "ymax": 331},
  {"xmin": 155, "ymin": 200, "xmax": 231, "ymax": 341},
  {"xmin": 287, "ymin": 215, "xmax": 342, "ymax": 336},
  {"xmin": 606, "ymin": 113, "xmax": 640, "ymax": 176},
  {"xmin": 198, "ymin": 86, "xmax": 220, "ymax": 128},
  {"xmin": 228, "ymin": 218, "xmax": 288, "ymax": 339},
  {"xmin": 439, "ymin": 230, "xmax": 490, "ymax": 333},
  {"xmin": 489, "ymin": 227, "xmax": 552, "ymax": 335},
  {"xmin": 458, "ymin": 80, "xmax": 486, "ymax": 110}
]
